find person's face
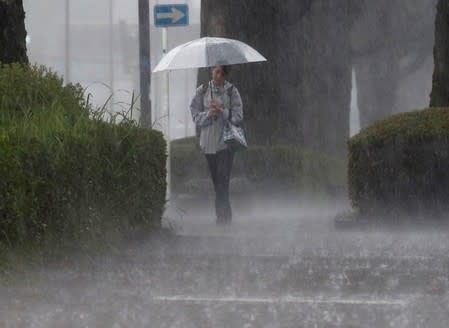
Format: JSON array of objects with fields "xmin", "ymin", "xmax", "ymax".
[{"xmin": 211, "ymin": 66, "xmax": 225, "ymax": 84}]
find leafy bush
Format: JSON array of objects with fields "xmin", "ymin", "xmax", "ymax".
[
  {"xmin": 171, "ymin": 137, "xmax": 346, "ymax": 196},
  {"xmin": 348, "ymin": 107, "xmax": 449, "ymax": 216},
  {"xmin": 0, "ymin": 64, "xmax": 166, "ymax": 252},
  {"xmin": 0, "ymin": 63, "xmax": 88, "ymax": 117}
]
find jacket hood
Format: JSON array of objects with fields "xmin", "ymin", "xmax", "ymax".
[{"xmin": 210, "ymin": 80, "xmax": 233, "ymax": 90}]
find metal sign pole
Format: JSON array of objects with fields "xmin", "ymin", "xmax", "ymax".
[
  {"xmin": 162, "ymin": 27, "xmax": 171, "ymax": 202},
  {"xmin": 184, "ymin": 69, "xmax": 190, "ymax": 137},
  {"xmin": 109, "ymin": 0, "xmax": 114, "ymax": 111},
  {"xmin": 65, "ymin": 0, "xmax": 71, "ymax": 83},
  {"xmin": 154, "ymin": 3, "xmax": 189, "ymax": 204}
]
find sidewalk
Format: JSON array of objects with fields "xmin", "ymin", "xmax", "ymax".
[{"xmin": 1, "ymin": 197, "xmax": 449, "ymax": 327}]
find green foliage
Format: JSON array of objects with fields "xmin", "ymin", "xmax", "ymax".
[
  {"xmin": 0, "ymin": 64, "xmax": 167, "ymax": 255},
  {"xmin": 348, "ymin": 107, "xmax": 449, "ymax": 216},
  {"xmin": 171, "ymin": 137, "xmax": 346, "ymax": 196},
  {"xmin": 0, "ymin": 63, "xmax": 88, "ymax": 116}
]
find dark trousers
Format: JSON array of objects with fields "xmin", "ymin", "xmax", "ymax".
[{"xmin": 205, "ymin": 149, "xmax": 235, "ymax": 221}]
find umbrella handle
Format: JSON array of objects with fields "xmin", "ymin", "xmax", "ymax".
[{"xmin": 209, "ymin": 81, "xmax": 213, "ymax": 101}]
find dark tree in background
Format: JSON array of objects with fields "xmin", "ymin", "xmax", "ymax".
[
  {"xmin": 200, "ymin": 1, "xmax": 282, "ymax": 145},
  {"xmin": 352, "ymin": 0, "xmax": 436, "ymax": 129},
  {"xmin": 430, "ymin": 0, "xmax": 449, "ymax": 107},
  {"xmin": 201, "ymin": 0, "xmax": 436, "ymax": 155},
  {"xmin": 0, "ymin": 0, "xmax": 28, "ymax": 64},
  {"xmin": 300, "ymin": 1, "xmax": 359, "ymax": 156},
  {"xmin": 201, "ymin": 0, "xmax": 359, "ymax": 157}
]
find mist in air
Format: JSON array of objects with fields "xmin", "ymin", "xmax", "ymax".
[{"xmin": 2, "ymin": 1, "xmax": 447, "ymax": 327}]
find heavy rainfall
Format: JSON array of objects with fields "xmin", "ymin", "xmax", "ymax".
[{"xmin": 0, "ymin": 0, "xmax": 448, "ymax": 327}]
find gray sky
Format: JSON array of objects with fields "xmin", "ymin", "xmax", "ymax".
[
  {"xmin": 23, "ymin": 0, "xmax": 201, "ymax": 140},
  {"xmin": 24, "ymin": 0, "xmax": 200, "ymax": 26}
]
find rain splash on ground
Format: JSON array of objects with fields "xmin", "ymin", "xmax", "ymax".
[{"xmin": 1, "ymin": 194, "xmax": 449, "ymax": 327}]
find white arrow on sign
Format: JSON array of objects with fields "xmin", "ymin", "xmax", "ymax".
[{"xmin": 156, "ymin": 7, "xmax": 185, "ymax": 23}]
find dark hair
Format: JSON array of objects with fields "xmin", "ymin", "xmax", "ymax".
[
  {"xmin": 221, "ymin": 65, "xmax": 230, "ymax": 76},
  {"xmin": 214, "ymin": 65, "xmax": 230, "ymax": 77}
]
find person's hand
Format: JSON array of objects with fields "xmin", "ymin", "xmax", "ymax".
[
  {"xmin": 210, "ymin": 100, "xmax": 224, "ymax": 113},
  {"xmin": 214, "ymin": 106, "xmax": 224, "ymax": 114},
  {"xmin": 207, "ymin": 108, "xmax": 219, "ymax": 117},
  {"xmin": 208, "ymin": 101, "xmax": 224, "ymax": 116}
]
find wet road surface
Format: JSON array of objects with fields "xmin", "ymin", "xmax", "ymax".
[{"xmin": 1, "ymin": 198, "xmax": 449, "ymax": 327}]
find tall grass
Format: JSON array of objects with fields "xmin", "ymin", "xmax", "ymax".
[{"xmin": 0, "ymin": 63, "xmax": 167, "ymax": 264}]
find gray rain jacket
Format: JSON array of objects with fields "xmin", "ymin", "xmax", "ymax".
[{"xmin": 190, "ymin": 81, "xmax": 243, "ymax": 154}]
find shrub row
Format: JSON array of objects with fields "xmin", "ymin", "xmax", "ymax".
[
  {"xmin": 0, "ymin": 64, "xmax": 166, "ymax": 251},
  {"xmin": 348, "ymin": 107, "xmax": 449, "ymax": 216},
  {"xmin": 171, "ymin": 137, "xmax": 346, "ymax": 196}
]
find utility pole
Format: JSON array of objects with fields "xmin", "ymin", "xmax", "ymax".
[
  {"xmin": 65, "ymin": 0, "xmax": 71, "ymax": 83},
  {"xmin": 109, "ymin": 0, "xmax": 114, "ymax": 111},
  {"xmin": 162, "ymin": 26, "xmax": 171, "ymax": 200},
  {"xmin": 138, "ymin": 0, "xmax": 152, "ymax": 128}
]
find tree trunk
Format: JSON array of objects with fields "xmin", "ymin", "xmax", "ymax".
[
  {"xmin": 0, "ymin": 0, "xmax": 28, "ymax": 64},
  {"xmin": 300, "ymin": 0, "xmax": 352, "ymax": 156},
  {"xmin": 430, "ymin": 0, "xmax": 449, "ymax": 107}
]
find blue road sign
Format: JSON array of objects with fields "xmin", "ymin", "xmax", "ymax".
[{"xmin": 154, "ymin": 4, "xmax": 189, "ymax": 27}]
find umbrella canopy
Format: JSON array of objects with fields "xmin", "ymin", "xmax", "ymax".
[{"xmin": 153, "ymin": 37, "xmax": 267, "ymax": 72}]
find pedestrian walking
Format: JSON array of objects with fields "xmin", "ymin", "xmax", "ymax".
[{"xmin": 190, "ymin": 65, "xmax": 244, "ymax": 224}]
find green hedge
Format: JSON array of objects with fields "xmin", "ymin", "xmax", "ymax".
[
  {"xmin": 348, "ymin": 107, "xmax": 449, "ymax": 216},
  {"xmin": 0, "ymin": 64, "xmax": 166, "ymax": 251},
  {"xmin": 171, "ymin": 137, "xmax": 346, "ymax": 196}
]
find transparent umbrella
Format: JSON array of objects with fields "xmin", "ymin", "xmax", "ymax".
[
  {"xmin": 153, "ymin": 37, "xmax": 267, "ymax": 72},
  {"xmin": 153, "ymin": 37, "xmax": 266, "ymax": 205}
]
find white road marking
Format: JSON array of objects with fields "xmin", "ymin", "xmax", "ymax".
[{"xmin": 153, "ymin": 295, "xmax": 407, "ymax": 306}]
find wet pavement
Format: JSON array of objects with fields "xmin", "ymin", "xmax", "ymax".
[{"xmin": 1, "ymin": 197, "xmax": 449, "ymax": 327}]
